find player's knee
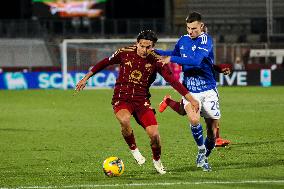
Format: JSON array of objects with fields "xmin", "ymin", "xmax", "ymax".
[
  {"xmin": 150, "ymin": 134, "xmax": 160, "ymax": 148},
  {"xmin": 117, "ymin": 114, "xmax": 131, "ymax": 126},
  {"xmin": 185, "ymin": 110, "xmax": 200, "ymax": 125},
  {"xmin": 146, "ymin": 126, "xmax": 160, "ymax": 147}
]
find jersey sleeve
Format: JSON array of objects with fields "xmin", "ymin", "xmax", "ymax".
[
  {"xmin": 154, "ymin": 49, "xmax": 173, "ymax": 56},
  {"xmin": 157, "ymin": 62, "xmax": 189, "ymax": 96},
  {"xmin": 170, "ymin": 34, "xmax": 213, "ymax": 66},
  {"xmin": 90, "ymin": 50, "xmax": 120, "ymax": 74},
  {"xmin": 155, "ymin": 38, "xmax": 181, "ymax": 56}
]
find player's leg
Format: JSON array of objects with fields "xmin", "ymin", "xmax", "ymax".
[
  {"xmin": 183, "ymin": 96, "xmax": 206, "ymax": 168},
  {"xmin": 114, "ymin": 103, "xmax": 145, "ymax": 165},
  {"xmin": 216, "ymin": 123, "xmax": 220, "ymax": 138},
  {"xmin": 115, "ymin": 109, "xmax": 136, "ymax": 150},
  {"xmin": 200, "ymin": 88, "xmax": 221, "ymax": 171},
  {"xmin": 202, "ymin": 118, "xmax": 220, "ymax": 171},
  {"xmin": 204, "ymin": 118, "xmax": 218, "ymax": 157},
  {"xmin": 136, "ymin": 108, "xmax": 166, "ymax": 174},
  {"xmin": 159, "ymin": 95, "xmax": 186, "ymax": 115},
  {"xmin": 215, "ymin": 122, "xmax": 231, "ymax": 147},
  {"xmin": 203, "ymin": 89, "xmax": 230, "ymax": 147},
  {"xmin": 158, "ymin": 95, "xmax": 171, "ymax": 112},
  {"xmin": 145, "ymin": 124, "xmax": 166, "ymax": 174}
]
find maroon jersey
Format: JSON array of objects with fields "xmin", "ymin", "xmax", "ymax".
[{"xmin": 90, "ymin": 45, "xmax": 189, "ymax": 104}]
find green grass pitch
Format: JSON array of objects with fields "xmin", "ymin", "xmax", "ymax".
[{"xmin": 0, "ymin": 87, "xmax": 283, "ymax": 189}]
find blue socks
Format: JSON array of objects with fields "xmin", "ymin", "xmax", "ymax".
[
  {"xmin": 191, "ymin": 124, "xmax": 216, "ymax": 157},
  {"xmin": 205, "ymin": 137, "xmax": 216, "ymax": 157},
  {"xmin": 190, "ymin": 124, "xmax": 204, "ymax": 146}
]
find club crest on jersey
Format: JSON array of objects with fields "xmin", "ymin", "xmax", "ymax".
[
  {"xmin": 129, "ymin": 70, "xmax": 142, "ymax": 84},
  {"xmin": 192, "ymin": 45, "xmax": 196, "ymax": 51}
]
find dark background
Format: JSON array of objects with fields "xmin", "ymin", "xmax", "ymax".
[
  {"xmin": 105, "ymin": 0, "xmax": 164, "ymax": 19},
  {"xmin": 0, "ymin": 0, "xmax": 164, "ymax": 19}
]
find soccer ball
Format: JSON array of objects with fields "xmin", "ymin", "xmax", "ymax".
[{"xmin": 103, "ymin": 157, "xmax": 124, "ymax": 177}]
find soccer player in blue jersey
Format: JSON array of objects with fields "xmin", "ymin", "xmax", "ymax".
[
  {"xmin": 156, "ymin": 12, "xmax": 222, "ymax": 171},
  {"xmin": 158, "ymin": 65, "xmax": 231, "ymax": 147}
]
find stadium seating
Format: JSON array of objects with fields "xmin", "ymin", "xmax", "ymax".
[{"xmin": 0, "ymin": 39, "xmax": 55, "ymax": 71}]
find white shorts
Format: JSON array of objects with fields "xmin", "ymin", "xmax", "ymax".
[{"xmin": 182, "ymin": 88, "xmax": 221, "ymax": 119}]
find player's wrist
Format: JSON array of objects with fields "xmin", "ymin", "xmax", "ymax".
[{"xmin": 185, "ymin": 93, "xmax": 193, "ymax": 101}]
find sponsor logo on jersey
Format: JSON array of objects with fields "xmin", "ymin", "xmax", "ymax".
[{"xmin": 198, "ymin": 47, "xmax": 209, "ymax": 52}]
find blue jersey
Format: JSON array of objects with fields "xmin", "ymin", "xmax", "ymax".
[{"xmin": 156, "ymin": 33, "xmax": 216, "ymax": 93}]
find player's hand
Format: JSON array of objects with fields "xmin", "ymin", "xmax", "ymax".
[
  {"xmin": 221, "ymin": 67, "xmax": 231, "ymax": 75},
  {"xmin": 189, "ymin": 98, "xmax": 199, "ymax": 112},
  {"xmin": 185, "ymin": 93, "xmax": 199, "ymax": 112},
  {"xmin": 157, "ymin": 56, "xmax": 171, "ymax": 64},
  {"xmin": 75, "ymin": 79, "xmax": 87, "ymax": 92}
]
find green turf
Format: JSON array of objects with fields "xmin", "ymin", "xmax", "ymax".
[{"xmin": 0, "ymin": 87, "xmax": 283, "ymax": 189}]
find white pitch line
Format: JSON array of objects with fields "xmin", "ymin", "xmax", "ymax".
[{"xmin": 1, "ymin": 180, "xmax": 284, "ymax": 189}]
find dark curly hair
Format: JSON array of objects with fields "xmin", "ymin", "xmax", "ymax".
[{"xmin": 136, "ymin": 30, "xmax": 158, "ymax": 44}]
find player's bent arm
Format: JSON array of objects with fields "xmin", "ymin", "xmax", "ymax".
[
  {"xmin": 90, "ymin": 57, "xmax": 113, "ymax": 73},
  {"xmin": 222, "ymin": 67, "xmax": 231, "ymax": 75},
  {"xmin": 170, "ymin": 52, "xmax": 205, "ymax": 66},
  {"xmin": 75, "ymin": 57, "xmax": 114, "ymax": 91},
  {"xmin": 154, "ymin": 49, "xmax": 174, "ymax": 56},
  {"xmin": 213, "ymin": 64, "xmax": 230, "ymax": 74},
  {"xmin": 155, "ymin": 42, "xmax": 180, "ymax": 57},
  {"xmin": 213, "ymin": 65, "xmax": 231, "ymax": 75},
  {"xmin": 170, "ymin": 40, "xmax": 211, "ymax": 66},
  {"xmin": 159, "ymin": 65, "xmax": 199, "ymax": 111}
]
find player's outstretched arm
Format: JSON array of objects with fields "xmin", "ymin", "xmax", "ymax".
[
  {"xmin": 75, "ymin": 56, "xmax": 116, "ymax": 92},
  {"xmin": 154, "ymin": 49, "xmax": 174, "ymax": 56},
  {"xmin": 75, "ymin": 71, "xmax": 94, "ymax": 91}
]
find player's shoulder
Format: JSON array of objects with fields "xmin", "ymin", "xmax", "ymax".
[
  {"xmin": 109, "ymin": 45, "xmax": 136, "ymax": 60},
  {"xmin": 179, "ymin": 34, "xmax": 190, "ymax": 41},
  {"xmin": 175, "ymin": 34, "xmax": 192, "ymax": 46},
  {"xmin": 149, "ymin": 50, "xmax": 160, "ymax": 59},
  {"xmin": 197, "ymin": 33, "xmax": 212, "ymax": 44},
  {"xmin": 148, "ymin": 51, "xmax": 165, "ymax": 67},
  {"xmin": 199, "ymin": 32, "xmax": 211, "ymax": 37},
  {"xmin": 115, "ymin": 45, "xmax": 136, "ymax": 55}
]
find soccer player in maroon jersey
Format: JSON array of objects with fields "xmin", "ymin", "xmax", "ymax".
[{"xmin": 75, "ymin": 30, "xmax": 199, "ymax": 174}]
